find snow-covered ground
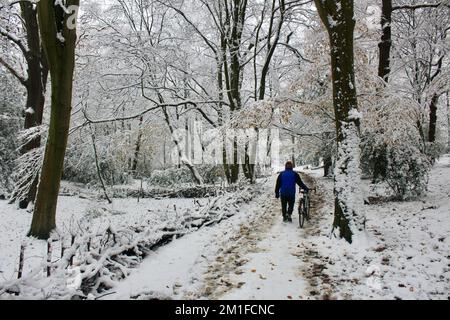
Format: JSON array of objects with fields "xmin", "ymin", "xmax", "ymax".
[
  {"xmin": 219, "ymin": 156, "xmax": 450, "ymax": 300},
  {"xmin": 0, "ymin": 193, "xmax": 210, "ymax": 285},
  {"xmin": 1, "ymin": 155, "xmax": 449, "ymax": 299},
  {"xmin": 105, "ymin": 155, "xmax": 449, "ymax": 300},
  {"xmin": 105, "ymin": 177, "xmax": 277, "ymax": 300},
  {"xmin": 307, "ymin": 154, "xmax": 450, "ymax": 299}
]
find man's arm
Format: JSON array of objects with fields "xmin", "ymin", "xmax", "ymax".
[
  {"xmin": 275, "ymin": 173, "xmax": 282, "ymax": 197},
  {"xmin": 295, "ymin": 172, "xmax": 309, "ymax": 192}
]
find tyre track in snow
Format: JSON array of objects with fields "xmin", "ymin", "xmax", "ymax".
[
  {"xmin": 295, "ymin": 174, "xmax": 338, "ymax": 299},
  {"xmin": 199, "ymin": 178, "xmax": 280, "ymax": 299},
  {"xmin": 202, "ymin": 172, "xmax": 331, "ymax": 300}
]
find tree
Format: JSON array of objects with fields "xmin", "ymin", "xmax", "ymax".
[
  {"xmin": 393, "ymin": 3, "xmax": 449, "ymax": 155},
  {"xmin": 378, "ymin": 0, "xmax": 392, "ymax": 83},
  {"xmin": 314, "ymin": 0, "xmax": 364, "ymax": 243},
  {"xmin": 0, "ymin": 1, "xmax": 49, "ymax": 208},
  {"xmin": 28, "ymin": 0, "xmax": 79, "ymax": 239}
]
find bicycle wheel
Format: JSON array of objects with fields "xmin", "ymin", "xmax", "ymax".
[
  {"xmin": 298, "ymin": 200, "xmax": 305, "ymax": 228},
  {"xmin": 305, "ymin": 195, "xmax": 310, "ymax": 221}
]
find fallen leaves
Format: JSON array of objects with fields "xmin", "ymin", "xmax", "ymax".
[{"xmin": 374, "ymin": 245, "xmax": 386, "ymax": 252}]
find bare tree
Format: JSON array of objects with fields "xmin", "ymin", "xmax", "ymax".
[
  {"xmin": 0, "ymin": 1, "xmax": 49, "ymax": 208},
  {"xmin": 314, "ymin": 0, "xmax": 364, "ymax": 243},
  {"xmin": 29, "ymin": 0, "xmax": 80, "ymax": 239}
]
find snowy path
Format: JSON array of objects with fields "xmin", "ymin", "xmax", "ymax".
[
  {"xmin": 219, "ymin": 173, "xmax": 320, "ymax": 300},
  {"xmin": 219, "ymin": 209, "xmax": 310, "ymax": 300},
  {"xmin": 104, "ymin": 156, "xmax": 450, "ymax": 300},
  {"xmin": 105, "ymin": 176, "xmax": 284, "ymax": 299},
  {"xmin": 106, "ymin": 172, "xmax": 324, "ymax": 300}
]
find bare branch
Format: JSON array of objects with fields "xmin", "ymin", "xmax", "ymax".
[
  {"xmin": 0, "ymin": 56, "xmax": 27, "ymax": 86},
  {"xmin": 392, "ymin": 1, "xmax": 450, "ymax": 11},
  {"xmin": 0, "ymin": 26, "xmax": 28, "ymax": 56}
]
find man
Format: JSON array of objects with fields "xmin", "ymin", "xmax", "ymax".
[{"xmin": 275, "ymin": 160, "xmax": 309, "ymax": 222}]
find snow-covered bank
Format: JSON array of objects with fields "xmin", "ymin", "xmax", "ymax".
[
  {"xmin": 301, "ymin": 154, "xmax": 450, "ymax": 299},
  {"xmin": 105, "ymin": 177, "xmax": 277, "ymax": 299},
  {"xmin": 187, "ymin": 156, "xmax": 449, "ymax": 300},
  {"xmin": 0, "ymin": 195, "xmax": 207, "ymax": 282},
  {"xmin": 0, "ymin": 179, "xmax": 265, "ymax": 299},
  {"xmin": 1, "ymin": 155, "xmax": 449, "ymax": 300}
]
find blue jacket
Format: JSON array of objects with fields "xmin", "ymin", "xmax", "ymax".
[{"xmin": 275, "ymin": 169, "xmax": 309, "ymax": 198}]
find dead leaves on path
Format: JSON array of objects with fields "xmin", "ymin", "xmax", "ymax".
[{"xmin": 199, "ymin": 194, "xmax": 278, "ymax": 298}]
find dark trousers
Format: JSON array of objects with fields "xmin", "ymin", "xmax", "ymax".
[{"xmin": 280, "ymin": 196, "xmax": 295, "ymax": 217}]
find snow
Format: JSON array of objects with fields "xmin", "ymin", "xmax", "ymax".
[
  {"xmin": 334, "ymin": 119, "xmax": 364, "ymax": 238},
  {"xmin": 0, "ymin": 190, "xmax": 210, "ymax": 283},
  {"xmin": 105, "ymin": 156, "xmax": 450, "ymax": 300},
  {"xmin": 108, "ymin": 222, "xmax": 217, "ymax": 299},
  {"xmin": 54, "ymin": 0, "xmax": 71, "ymax": 14},
  {"xmin": 300, "ymin": 155, "xmax": 450, "ymax": 299},
  {"xmin": 1, "ymin": 155, "xmax": 449, "ymax": 299},
  {"xmin": 348, "ymin": 108, "xmax": 362, "ymax": 120},
  {"xmin": 221, "ymin": 220, "xmax": 309, "ymax": 300},
  {"xmin": 25, "ymin": 108, "xmax": 34, "ymax": 115},
  {"xmin": 104, "ymin": 177, "xmax": 276, "ymax": 299},
  {"xmin": 56, "ymin": 32, "xmax": 65, "ymax": 43},
  {"xmin": 0, "ymin": 26, "xmax": 21, "ymax": 44}
]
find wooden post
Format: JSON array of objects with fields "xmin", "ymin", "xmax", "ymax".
[
  {"xmin": 69, "ymin": 234, "xmax": 75, "ymax": 266},
  {"xmin": 60, "ymin": 236, "xmax": 65, "ymax": 258},
  {"xmin": 18, "ymin": 243, "xmax": 25, "ymax": 279},
  {"xmin": 46, "ymin": 239, "xmax": 52, "ymax": 277}
]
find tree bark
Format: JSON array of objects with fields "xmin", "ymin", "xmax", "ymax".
[
  {"xmin": 221, "ymin": 0, "xmax": 248, "ymax": 184},
  {"xmin": 29, "ymin": 0, "xmax": 79, "ymax": 239},
  {"xmin": 371, "ymin": 0, "xmax": 392, "ymax": 183},
  {"xmin": 90, "ymin": 127, "xmax": 112, "ymax": 204},
  {"xmin": 378, "ymin": 0, "xmax": 392, "ymax": 82},
  {"xmin": 161, "ymin": 105, "xmax": 203, "ymax": 185},
  {"xmin": 131, "ymin": 115, "xmax": 143, "ymax": 172},
  {"xmin": 323, "ymin": 155, "xmax": 332, "ymax": 177},
  {"xmin": 314, "ymin": 0, "xmax": 364, "ymax": 243},
  {"xmin": 5, "ymin": 2, "xmax": 49, "ymax": 208},
  {"xmin": 428, "ymin": 93, "xmax": 439, "ymax": 143}
]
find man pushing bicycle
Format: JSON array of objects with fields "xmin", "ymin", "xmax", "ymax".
[{"xmin": 275, "ymin": 160, "xmax": 310, "ymax": 223}]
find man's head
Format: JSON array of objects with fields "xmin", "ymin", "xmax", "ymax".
[{"xmin": 285, "ymin": 160, "xmax": 294, "ymax": 170}]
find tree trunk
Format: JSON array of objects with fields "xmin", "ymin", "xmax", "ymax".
[
  {"xmin": 315, "ymin": 0, "xmax": 364, "ymax": 243},
  {"xmin": 12, "ymin": 2, "xmax": 49, "ymax": 209},
  {"xmin": 372, "ymin": 147, "xmax": 387, "ymax": 183},
  {"xmin": 131, "ymin": 115, "xmax": 143, "ymax": 172},
  {"xmin": 428, "ymin": 93, "xmax": 439, "ymax": 143},
  {"xmin": 372, "ymin": 0, "xmax": 392, "ymax": 182},
  {"xmin": 90, "ymin": 128, "xmax": 112, "ymax": 204},
  {"xmin": 378, "ymin": 0, "xmax": 392, "ymax": 82},
  {"xmin": 220, "ymin": 1, "xmax": 248, "ymax": 184},
  {"xmin": 291, "ymin": 135, "xmax": 296, "ymax": 167},
  {"xmin": 230, "ymin": 136, "xmax": 239, "ymax": 183},
  {"xmin": 324, "ymin": 154, "xmax": 332, "ymax": 177},
  {"xmin": 29, "ymin": 0, "xmax": 79, "ymax": 239},
  {"xmin": 161, "ymin": 105, "xmax": 203, "ymax": 185}
]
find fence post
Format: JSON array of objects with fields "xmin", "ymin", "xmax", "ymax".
[
  {"xmin": 18, "ymin": 243, "xmax": 25, "ymax": 279},
  {"xmin": 60, "ymin": 236, "xmax": 65, "ymax": 259},
  {"xmin": 69, "ymin": 235, "xmax": 75, "ymax": 267},
  {"xmin": 46, "ymin": 239, "xmax": 52, "ymax": 277}
]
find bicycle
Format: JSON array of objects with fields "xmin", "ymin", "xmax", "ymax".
[{"xmin": 298, "ymin": 188, "xmax": 315, "ymax": 228}]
